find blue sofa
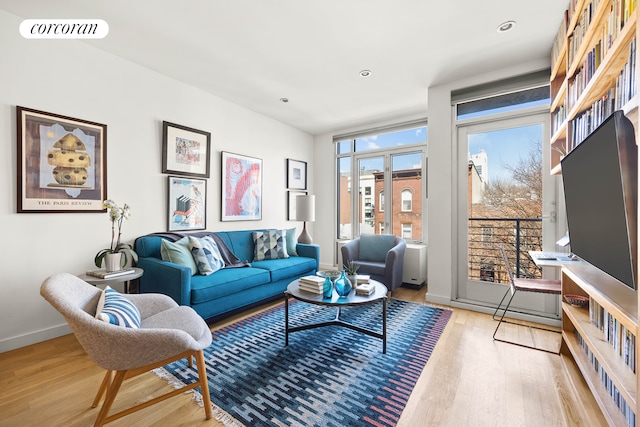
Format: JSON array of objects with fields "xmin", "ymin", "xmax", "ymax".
[{"xmin": 134, "ymin": 230, "xmax": 320, "ymax": 321}]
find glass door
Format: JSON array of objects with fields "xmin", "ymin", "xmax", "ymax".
[
  {"xmin": 456, "ymin": 112, "xmax": 559, "ymax": 318},
  {"xmin": 351, "ymin": 148, "xmax": 425, "ymax": 239}
]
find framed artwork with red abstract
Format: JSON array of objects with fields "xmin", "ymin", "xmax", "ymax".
[{"xmin": 221, "ymin": 151, "xmax": 262, "ymax": 221}]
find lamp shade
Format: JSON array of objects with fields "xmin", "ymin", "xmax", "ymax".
[{"xmin": 295, "ymin": 195, "xmax": 315, "ymax": 222}]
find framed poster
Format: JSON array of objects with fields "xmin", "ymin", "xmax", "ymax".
[
  {"xmin": 162, "ymin": 121, "xmax": 211, "ymax": 178},
  {"xmin": 221, "ymin": 151, "xmax": 262, "ymax": 221},
  {"xmin": 167, "ymin": 176, "xmax": 207, "ymax": 231},
  {"xmin": 287, "ymin": 190, "xmax": 307, "ymax": 220},
  {"xmin": 286, "ymin": 158, "xmax": 307, "ymax": 190},
  {"xmin": 17, "ymin": 106, "xmax": 107, "ymax": 213}
]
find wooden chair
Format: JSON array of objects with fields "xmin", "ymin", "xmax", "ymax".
[
  {"xmin": 492, "ymin": 244, "xmax": 561, "ymax": 354},
  {"xmin": 40, "ymin": 273, "xmax": 213, "ymax": 426}
]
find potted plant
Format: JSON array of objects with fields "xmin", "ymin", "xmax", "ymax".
[
  {"xmin": 344, "ymin": 261, "xmax": 359, "ymax": 287},
  {"xmin": 94, "ymin": 200, "xmax": 138, "ymax": 271}
]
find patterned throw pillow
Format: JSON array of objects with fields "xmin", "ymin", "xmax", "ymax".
[
  {"xmin": 253, "ymin": 229, "xmax": 289, "ymax": 261},
  {"xmin": 95, "ymin": 286, "xmax": 141, "ymax": 328},
  {"xmin": 189, "ymin": 235, "xmax": 225, "ymax": 275}
]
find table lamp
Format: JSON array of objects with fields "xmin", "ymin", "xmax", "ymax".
[{"xmin": 295, "ymin": 194, "xmax": 315, "ymax": 244}]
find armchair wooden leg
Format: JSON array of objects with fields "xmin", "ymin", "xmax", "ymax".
[
  {"xmin": 195, "ymin": 349, "xmax": 212, "ymax": 420},
  {"xmin": 92, "ymin": 371, "xmax": 113, "ymax": 408},
  {"xmin": 88, "ymin": 350, "xmax": 213, "ymax": 425},
  {"xmin": 94, "ymin": 370, "xmax": 127, "ymax": 427}
]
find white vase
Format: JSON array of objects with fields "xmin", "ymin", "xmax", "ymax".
[
  {"xmin": 104, "ymin": 252, "xmax": 123, "ymax": 272},
  {"xmin": 347, "ymin": 274, "xmax": 358, "ymax": 288}
]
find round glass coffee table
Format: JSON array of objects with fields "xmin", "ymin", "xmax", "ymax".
[{"xmin": 285, "ymin": 279, "xmax": 389, "ymax": 353}]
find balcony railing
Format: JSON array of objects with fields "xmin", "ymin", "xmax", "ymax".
[{"xmin": 468, "ymin": 217, "xmax": 543, "ymax": 284}]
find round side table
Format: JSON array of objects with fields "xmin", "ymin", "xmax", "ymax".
[{"xmin": 77, "ymin": 267, "xmax": 144, "ymax": 294}]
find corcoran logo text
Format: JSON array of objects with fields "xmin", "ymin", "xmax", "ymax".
[{"xmin": 20, "ymin": 19, "xmax": 109, "ymax": 39}]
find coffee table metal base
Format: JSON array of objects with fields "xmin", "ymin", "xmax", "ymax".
[{"xmin": 284, "ymin": 286, "xmax": 388, "ymax": 354}]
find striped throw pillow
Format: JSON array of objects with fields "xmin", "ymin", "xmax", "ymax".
[{"xmin": 95, "ymin": 286, "xmax": 141, "ymax": 328}]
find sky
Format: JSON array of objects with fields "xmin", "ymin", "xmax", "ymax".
[
  {"xmin": 468, "ymin": 124, "xmax": 542, "ymax": 182},
  {"xmin": 346, "ymin": 127, "xmax": 426, "ymax": 171}
]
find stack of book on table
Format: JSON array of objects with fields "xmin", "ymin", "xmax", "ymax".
[
  {"xmin": 298, "ymin": 275, "xmax": 325, "ymax": 294},
  {"xmin": 356, "ymin": 274, "xmax": 370, "ymax": 284},
  {"xmin": 356, "ymin": 282, "xmax": 375, "ymax": 296}
]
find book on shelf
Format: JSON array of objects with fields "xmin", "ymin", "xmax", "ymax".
[
  {"xmin": 356, "ymin": 283, "xmax": 374, "ymax": 296},
  {"xmin": 86, "ymin": 268, "xmax": 135, "ymax": 279}
]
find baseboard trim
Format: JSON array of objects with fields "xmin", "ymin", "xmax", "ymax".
[
  {"xmin": 425, "ymin": 294, "xmax": 452, "ymax": 306},
  {"xmin": 0, "ymin": 323, "xmax": 71, "ymax": 353}
]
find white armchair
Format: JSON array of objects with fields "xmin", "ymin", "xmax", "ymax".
[{"xmin": 40, "ymin": 273, "xmax": 213, "ymax": 426}]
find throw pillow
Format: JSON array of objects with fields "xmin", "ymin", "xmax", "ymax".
[
  {"xmin": 285, "ymin": 228, "xmax": 298, "ymax": 256},
  {"xmin": 189, "ymin": 235, "xmax": 225, "ymax": 275},
  {"xmin": 253, "ymin": 229, "xmax": 289, "ymax": 261},
  {"xmin": 95, "ymin": 286, "xmax": 141, "ymax": 328},
  {"xmin": 359, "ymin": 234, "xmax": 397, "ymax": 262},
  {"xmin": 160, "ymin": 237, "xmax": 197, "ymax": 275}
]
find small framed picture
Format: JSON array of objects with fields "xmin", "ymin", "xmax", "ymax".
[
  {"xmin": 167, "ymin": 176, "xmax": 206, "ymax": 231},
  {"xmin": 287, "ymin": 158, "xmax": 307, "ymax": 190},
  {"xmin": 221, "ymin": 151, "xmax": 262, "ymax": 221},
  {"xmin": 287, "ymin": 190, "xmax": 307, "ymax": 220},
  {"xmin": 17, "ymin": 106, "xmax": 107, "ymax": 213},
  {"xmin": 162, "ymin": 121, "xmax": 211, "ymax": 178}
]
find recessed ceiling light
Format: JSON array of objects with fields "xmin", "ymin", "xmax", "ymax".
[
  {"xmin": 280, "ymin": 97, "xmax": 289, "ymax": 103},
  {"xmin": 359, "ymin": 70, "xmax": 372, "ymax": 78},
  {"xmin": 497, "ymin": 21, "xmax": 516, "ymax": 32}
]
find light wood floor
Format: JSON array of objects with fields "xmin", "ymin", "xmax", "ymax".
[{"xmin": 0, "ymin": 287, "xmax": 607, "ymax": 427}]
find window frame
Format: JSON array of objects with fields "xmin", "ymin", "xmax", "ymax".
[{"xmin": 335, "ymin": 120, "xmax": 427, "ymax": 243}]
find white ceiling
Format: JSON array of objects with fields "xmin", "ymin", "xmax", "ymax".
[{"xmin": 0, "ymin": 0, "xmax": 568, "ymax": 135}]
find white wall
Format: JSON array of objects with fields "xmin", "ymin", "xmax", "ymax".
[{"xmin": 0, "ymin": 10, "xmax": 314, "ymax": 352}]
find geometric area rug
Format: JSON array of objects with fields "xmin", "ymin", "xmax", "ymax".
[{"xmin": 155, "ymin": 298, "xmax": 452, "ymax": 427}]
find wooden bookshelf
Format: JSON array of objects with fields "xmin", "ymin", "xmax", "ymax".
[
  {"xmin": 550, "ymin": 0, "xmax": 638, "ymax": 174},
  {"xmin": 552, "ymin": 2, "xmax": 639, "ymax": 424},
  {"xmin": 561, "ymin": 264, "xmax": 638, "ymax": 426}
]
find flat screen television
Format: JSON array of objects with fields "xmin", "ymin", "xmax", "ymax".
[{"xmin": 561, "ymin": 110, "xmax": 638, "ymax": 289}]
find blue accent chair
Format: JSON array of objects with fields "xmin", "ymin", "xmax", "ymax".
[{"xmin": 341, "ymin": 234, "xmax": 406, "ymax": 291}]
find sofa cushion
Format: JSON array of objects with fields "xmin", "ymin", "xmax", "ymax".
[
  {"xmin": 95, "ymin": 286, "xmax": 141, "ymax": 328},
  {"xmin": 190, "ymin": 267, "xmax": 272, "ymax": 303},
  {"xmin": 189, "ymin": 235, "xmax": 225, "ymax": 275},
  {"xmin": 160, "ymin": 237, "xmax": 197, "ymax": 275},
  {"xmin": 251, "ymin": 256, "xmax": 316, "ymax": 282},
  {"xmin": 359, "ymin": 234, "xmax": 397, "ymax": 262},
  {"xmin": 214, "ymin": 231, "xmax": 255, "ymax": 262},
  {"xmin": 253, "ymin": 229, "xmax": 289, "ymax": 261}
]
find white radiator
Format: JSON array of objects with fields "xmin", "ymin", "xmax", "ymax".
[{"xmin": 402, "ymin": 244, "xmax": 427, "ymax": 287}]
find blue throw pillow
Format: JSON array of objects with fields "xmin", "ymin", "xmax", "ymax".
[
  {"xmin": 253, "ymin": 229, "xmax": 289, "ymax": 261},
  {"xmin": 189, "ymin": 235, "xmax": 225, "ymax": 275},
  {"xmin": 95, "ymin": 286, "xmax": 141, "ymax": 328},
  {"xmin": 160, "ymin": 237, "xmax": 197, "ymax": 275},
  {"xmin": 285, "ymin": 228, "xmax": 298, "ymax": 256},
  {"xmin": 359, "ymin": 234, "xmax": 397, "ymax": 262}
]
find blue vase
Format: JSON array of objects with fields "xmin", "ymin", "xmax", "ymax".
[
  {"xmin": 334, "ymin": 271, "xmax": 352, "ymax": 297},
  {"xmin": 323, "ymin": 277, "xmax": 333, "ymax": 298}
]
